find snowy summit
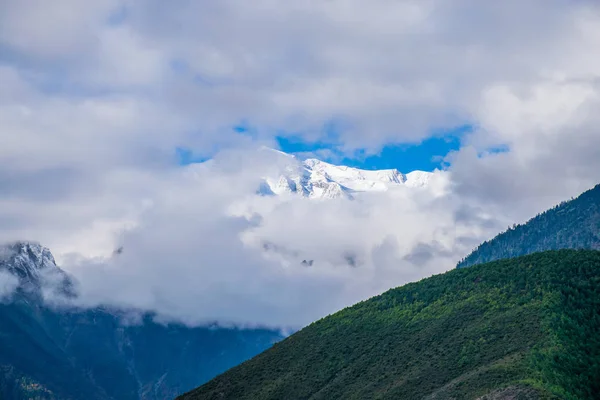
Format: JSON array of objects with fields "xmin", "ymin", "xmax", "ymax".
[
  {"xmin": 0, "ymin": 241, "xmax": 73, "ymax": 296},
  {"xmin": 259, "ymin": 148, "xmax": 434, "ymax": 199}
]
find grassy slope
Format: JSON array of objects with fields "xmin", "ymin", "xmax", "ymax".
[
  {"xmin": 180, "ymin": 250, "xmax": 600, "ymax": 400},
  {"xmin": 457, "ymin": 184, "xmax": 600, "ymax": 268}
]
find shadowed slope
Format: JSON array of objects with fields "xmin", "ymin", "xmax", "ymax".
[
  {"xmin": 457, "ymin": 185, "xmax": 600, "ymax": 268},
  {"xmin": 180, "ymin": 250, "xmax": 600, "ymax": 400},
  {"xmin": 0, "ymin": 242, "xmax": 283, "ymax": 399}
]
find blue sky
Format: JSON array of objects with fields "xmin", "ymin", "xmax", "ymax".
[
  {"xmin": 174, "ymin": 124, "xmax": 473, "ymax": 172},
  {"xmin": 277, "ymin": 126, "xmax": 471, "ymax": 172},
  {"xmin": 175, "ymin": 147, "xmax": 211, "ymax": 166}
]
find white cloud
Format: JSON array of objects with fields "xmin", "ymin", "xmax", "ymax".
[
  {"xmin": 0, "ymin": 0, "xmax": 599, "ymax": 327},
  {"xmin": 0, "ymin": 270, "xmax": 18, "ymax": 301},
  {"xmin": 0, "ymin": 0, "xmax": 120, "ymax": 59},
  {"xmin": 60, "ymin": 150, "xmax": 497, "ymax": 328},
  {"xmin": 450, "ymin": 77, "xmax": 600, "ymax": 221},
  {"xmin": 1, "ymin": 1, "xmax": 597, "ymax": 152}
]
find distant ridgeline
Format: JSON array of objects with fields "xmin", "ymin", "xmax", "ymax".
[
  {"xmin": 457, "ymin": 184, "xmax": 600, "ymax": 268},
  {"xmin": 180, "ymin": 250, "xmax": 600, "ymax": 400},
  {"xmin": 0, "ymin": 242, "xmax": 282, "ymax": 400},
  {"xmin": 180, "ymin": 183, "xmax": 600, "ymax": 400}
]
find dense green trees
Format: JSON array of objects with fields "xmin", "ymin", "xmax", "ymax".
[
  {"xmin": 457, "ymin": 185, "xmax": 600, "ymax": 268},
  {"xmin": 180, "ymin": 250, "xmax": 600, "ymax": 400}
]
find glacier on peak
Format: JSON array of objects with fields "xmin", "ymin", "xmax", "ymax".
[
  {"xmin": 0, "ymin": 242, "xmax": 58, "ymax": 277},
  {"xmin": 0, "ymin": 241, "xmax": 73, "ymax": 297},
  {"xmin": 259, "ymin": 149, "xmax": 434, "ymax": 199}
]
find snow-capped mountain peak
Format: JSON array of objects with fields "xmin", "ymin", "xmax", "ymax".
[
  {"xmin": 261, "ymin": 150, "xmax": 434, "ymax": 199},
  {"xmin": 0, "ymin": 241, "xmax": 72, "ymax": 295},
  {"xmin": 0, "ymin": 242, "xmax": 58, "ymax": 280}
]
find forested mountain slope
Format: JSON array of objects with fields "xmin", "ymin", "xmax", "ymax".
[
  {"xmin": 0, "ymin": 242, "xmax": 282, "ymax": 400},
  {"xmin": 180, "ymin": 250, "xmax": 600, "ymax": 400},
  {"xmin": 0, "ymin": 300, "xmax": 281, "ymax": 400},
  {"xmin": 457, "ymin": 184, "xmax": 600, "ymax": 268}
]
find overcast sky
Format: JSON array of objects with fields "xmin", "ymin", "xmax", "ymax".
[{"xmin": 1, "ymin": 0, "xmax": 599, "ymax": 328}]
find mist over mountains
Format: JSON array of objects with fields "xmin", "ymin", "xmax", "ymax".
[
  {"xmin": 3, "ymin": 149, "xmax": 597, "ymax": 331},
  {"xmin": 0, "ymin": 241, "xmax": 282, "ymax": 400},
  {"xmin": 2, "ymin": 179, "xmax": 600, "ymax": 399},
  {"xmin": 1, "ymin": 1, "xmax": 600, "ymax": 399},
  {"xmin": 180, "ymin": 182, "xmax": 600, "ymax": 400},
  {"xmin": 21, "ymin": 148, "xmax": 485, "ymax": 329}
]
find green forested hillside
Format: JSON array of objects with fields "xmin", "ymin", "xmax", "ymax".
[
  {"xmin": 457, "ymin": 185, "xmax": 600, "ymax": 268},
  {"xmin": 180, "ymin": 250, "xmax": 600, "ymax": 400}
]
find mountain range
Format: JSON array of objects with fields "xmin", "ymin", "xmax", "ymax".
[
  {"xmin": 0, "ymin": 152, "xmax": 439, "ymax": 399},
  {"xmin": 0, "ymin": 242, "xmax": 282, "ymax": 400},
  {"xmin": 181, "ymin": 184, "xmax": 600, "ymax": 400},
  {"xmin": 457, "ymin": 184, "xmax": 600, "ymax": 268},
  {"xmin": 258, "ymin": 149, "xmax": 434, "ymax": 199},
  {"xmin": 1, "ymin": 159, "xmax": 599, "ymax": 399},
  {"xmin": 181, "ymin": 250, "xmax": 600, "ymax": 400}
]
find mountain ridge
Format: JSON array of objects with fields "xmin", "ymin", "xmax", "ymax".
[
  {"xmin": 259, "ymin": 148, "xmax": 434, "ymax": 199},
  {"xmin": 0, "ymin": 242, "xmax": 283, "ymax": 400},
  {"xmin": 178, "ymin": 184, "xmax": 600, "ymax": 400},
  {"xmin": 0, "ymin": 241, "xmax": 75, "ymax": 300},
  {"xmin": 0, "ymin": 241, "xmax": 59, "ymax": 283},
  {"xmin": 457, "ymin": 184, "xmax": 600, "ymax": 268},
  {"xmin": 179, "ymin": 250, "xmax": 600, "ymax": 400}
]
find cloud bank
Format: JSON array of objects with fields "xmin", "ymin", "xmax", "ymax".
[
  {"xmin": 0, "ymin": 271, "xmax": 18, "ymax": 301},
  {"xmin": 63, "ymin": 150, "xmax": 498, "ymax": 328},
  {"xmin": 0, "ymin": 0, "xmax": 599, "ymax": 327}
]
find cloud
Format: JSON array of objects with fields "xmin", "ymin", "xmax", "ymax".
[
  {"xmin": 0, "ymin": 270, "xmax": 18, "ymax": 300},
  {"xmin": 0, "ymin": 0, "xmax": 119, "ymax": 59},
  {"xmin": 1, "ymin": 1, "xmax": 598, "ymax": 154},
  {"xmin": 57, "ymin": 150, "xmax": 497, "ymax": 328},
  {"xmin": 0, "ymin": 243, "xmax": 20, "ymax": 300},
  {"xmin": 449, "ymin": 77, "xmax": 600, "ymax": 221},
  {"xmin": 0, "ymin": 0, "xmax": 599, "ymax": 328}
]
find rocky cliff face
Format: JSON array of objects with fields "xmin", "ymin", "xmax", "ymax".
[{"xmin": 0, "ymin": 241, "xmax": 74, "ymax": 299}]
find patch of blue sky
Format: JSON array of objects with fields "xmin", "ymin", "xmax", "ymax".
[
  {"xmin": 277, "ymin": 124, "xmax": 473, "ymax": 172},
  {"xmin": 177, "ymin": 121, "xmax": 474, "ymax": 171},
  {"xmin": 107, "ymin": 5, "xmax": 129, "ymax": 26},
  {"xmin": 233, "ymin": 124, "xmax": 250, "ymax": 134},
  {"xmin": 175, "ymin": 147, "xmax": 210, "ymax": 165},
  {"xmin": 169, "ymin": 59, "xmax": 189, "ymax": 75},
  {"xmin": 481, "ymin": 144, "xmax": 510, "ymax": 156}
]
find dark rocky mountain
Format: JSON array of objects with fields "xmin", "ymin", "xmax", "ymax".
[
  {"xmin": 457, "ymin": 184, "xmax": 600, "ymax": 268},
  {"xmin": 0, "ymin": 242, "xmax": 282, "ymax": 400},
  {"xmin": 180, "ymin": 250, "xmax": 600, "ymax": 400}
]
